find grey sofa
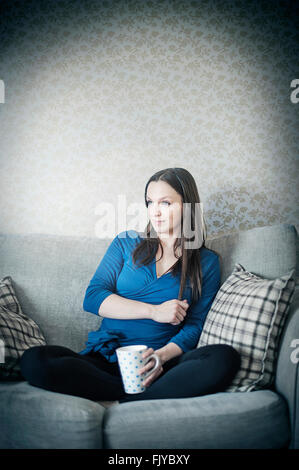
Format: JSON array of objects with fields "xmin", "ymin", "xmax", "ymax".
[{"xmin": 0, "ymin": 223, "xmax": 298, "ymax": 449}]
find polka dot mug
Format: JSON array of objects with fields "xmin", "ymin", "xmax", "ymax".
[{"xmin": 116, "ymin": 345, "xmax": 161, "ymax": 394}]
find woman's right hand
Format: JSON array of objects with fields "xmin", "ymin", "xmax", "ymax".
[{"xmin": 151, "ymin": 299, "xmax": 189, "ymax": 325}]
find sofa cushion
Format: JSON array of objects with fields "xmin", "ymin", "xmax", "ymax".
[
  {"xmin": 103, "ymin": 390, "xmax": 290, "ymax": 449},
  {"xmin": 0, "ymin": 276, "xmax": 46, "ymax": 380},
  {"xmin": 197, "ymin": 263, "xmax": 295, "ymax": 392},
  {"xmin": 0, "ymin": 381, "xmax": 105, "ymax": 448}
]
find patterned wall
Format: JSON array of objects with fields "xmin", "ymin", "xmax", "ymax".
[{"xmin": 0, "ymin": 0, "xmax": 298, "ymax": 239}]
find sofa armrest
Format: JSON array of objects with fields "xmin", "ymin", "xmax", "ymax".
[{"xmin": 275, "ymin": 286, "xmax": 299, "ymax": 449}]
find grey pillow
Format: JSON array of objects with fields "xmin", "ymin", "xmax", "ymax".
[
  {"xmin": 197, "ymin": 263, "xmax": 296, "ymax": 392},
  {"xmin": 0, "ymin": 276, "xmax": 46, "ymax": 380}
]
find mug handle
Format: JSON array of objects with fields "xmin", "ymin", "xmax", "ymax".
[{"xmin": 143, "ymin": 353, "xmax": 161, "ymax": 379}]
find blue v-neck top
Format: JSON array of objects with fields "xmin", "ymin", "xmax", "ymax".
[{"xmin": 79, "ymin": 230, "xmax": 220, "ymax": 363}]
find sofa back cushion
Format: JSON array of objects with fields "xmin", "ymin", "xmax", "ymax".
[
  {"xmin": 0, "ymin": 224, "xmax": 297, "ymax": 354},
  {"xmin": 0, "ymin": 233, "xmax": 106, "ymax": 352}
]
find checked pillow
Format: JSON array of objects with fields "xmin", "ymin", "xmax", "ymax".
[
  {"xmin": 197, "ymin": 263, "xmax": 295, "ymax": 392},
  {"xmin": 0, "ymin": 276, "xmax": 46, "ymax": 380}
]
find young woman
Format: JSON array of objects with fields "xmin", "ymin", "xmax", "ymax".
[{"xmin": 20, "ymin": 167, "xmax": 240, "ymax": 406}]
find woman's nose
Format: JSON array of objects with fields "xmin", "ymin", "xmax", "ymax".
[{"xmin": 153, "ymin": 205, "xmax": 161, "ymax": 215}]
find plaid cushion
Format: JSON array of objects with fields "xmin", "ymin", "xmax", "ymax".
[
  {"xmin": 197, "ymin": 263, "xmax": 296, "ymax": 392},
  {"xmin": 0, "ymin": 276, "xmax": 46, "ymax": 380}
]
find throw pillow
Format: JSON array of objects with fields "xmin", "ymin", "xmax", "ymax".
[
  {"xmin": 197, "ymin": 263, "xmax": 295, "ymax": 392},
  {"xmin": 0, "ymin": 276, "xmax": 46, "ymax": 380}
]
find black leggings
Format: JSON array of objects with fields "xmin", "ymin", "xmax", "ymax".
[{"xmin": 20, "ymin": 344, "xmax": 240, "ymax": 403}]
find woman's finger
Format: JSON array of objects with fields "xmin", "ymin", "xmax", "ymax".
[
  {"xmin": 143, "ymin": 365, "xmax": 163, "ymax": 387},
  {"xmin": 142, "ymin": 348, "xmax": 154, "ymax": 359},
  {"xmin": 139, "ymin": 358, "xmax": 155, "ymax": 374},
  {"xmin": 143, "ymin": 369, "xmax": 160, "ymax": 386},
  {"xmin": 179, "ymin": 305, "xmax": 187, "ymax": 317}
]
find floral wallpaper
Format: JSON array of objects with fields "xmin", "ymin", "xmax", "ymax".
[{"xmin": 0, "ymin": 0, "xmax": 298, "ymax": 239}]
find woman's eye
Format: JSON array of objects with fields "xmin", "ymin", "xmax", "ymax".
[{"xmin": 147, "ymin": 201, "xmax": 170, "ymax": 206}]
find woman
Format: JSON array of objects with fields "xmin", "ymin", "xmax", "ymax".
[{"xmin": 20, "ymin": 167, "xmax": 240, "ymax": 405}]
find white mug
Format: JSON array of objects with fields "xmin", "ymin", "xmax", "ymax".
[{"xmin": 116, "ymin": 345, "xmax": 161, "ymax": 394}]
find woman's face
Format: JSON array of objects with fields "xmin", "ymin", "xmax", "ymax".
[{"xmin": 146, "ymin": 180, "xmax": 183, "ymax": 240}]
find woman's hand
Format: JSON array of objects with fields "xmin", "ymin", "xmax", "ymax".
[
  {"xmin": 151, "ymin": 299, "xmax": 189, "ymax": 325},
  {"xmin": 139, "ymin": 348, "xmax": 164, "ymax": 388}
]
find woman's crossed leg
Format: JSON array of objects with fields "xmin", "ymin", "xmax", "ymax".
[
  {"xmin": 20, "ymin": 343, "xmax": 240, "ymax": 403},
  {"xmin": 119, "ymin": 344, "xmax": 240, "ymax": 402},
  {"xmin": 20, "ymin": 345, "xmax": 126, "ymax": 401}
]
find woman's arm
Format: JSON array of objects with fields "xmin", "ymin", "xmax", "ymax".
[
  {"xmin": 164, "ymin": 253, "xmax": 221, "ymax": 353},
  {"xmin": 98, "ymin": 293, "xmax": 155, "ymax": 319},
  {"xmin": 146, "ymin": 260, "xmax": 220, "ymax": 379},
  {"xmin": 155, "ymin": 342, "xmax": 183, "ymax": 364},
  {"xmin": 83, "ymin": 232, "xmax": 156, "ymax": 320}
]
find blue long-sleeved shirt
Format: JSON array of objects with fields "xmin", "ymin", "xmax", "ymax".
[{"xmin": 79, "ymin": 229, "xmax": 220, "ymax": 362}]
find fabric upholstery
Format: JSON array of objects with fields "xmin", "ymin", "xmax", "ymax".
[
  {"xmin": 197, "ymin": 263, "xmax": 295, "ymax": 391},
  {"xmin": 103, "ymin": 390, "xmax": 290, "ymax": 449},
  {"xmin": 0, "ymin": 381, "xmax": 104, "ymax": 449},
  {"xmin": 275, "ymin": 286, "xmax": 299, "ymax": 449},
  {"xmin": 0, "ymin": 276, "xmax": 46, "ymax": 379}
]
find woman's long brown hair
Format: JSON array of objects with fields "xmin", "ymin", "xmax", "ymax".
[{"xmin": 131, "ymin": 167, "xmax": 212, "ymax": 306}]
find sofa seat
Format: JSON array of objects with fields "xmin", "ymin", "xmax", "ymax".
[
  {"xmin": 0, "ymin": 381, "xmax": 290, "ymax": 449},
  {"xmin": 103, "ymin": 390, "xmax": 290, "ymax": 449},
  {"xmin": 0, "ymin": 381, "xmax": 105, "ymax": 449}
]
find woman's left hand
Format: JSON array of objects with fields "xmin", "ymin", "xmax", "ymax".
[{"xmin": 139, "ymin": 348, "xmax": 164, "ymax": 388}]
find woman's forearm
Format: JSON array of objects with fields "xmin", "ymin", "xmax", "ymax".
[
  {"xmin": 98, "ymin": 293, "xmax": 155, "ymax": 320},
  {"xmin": 155, "ymin": 342, "xmax": 183, "ymax": 364}
]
